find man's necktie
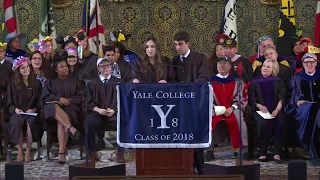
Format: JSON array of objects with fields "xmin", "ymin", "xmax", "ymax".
[
  {"xmin": 103, "ymin": 78, "xmax": 109, "ymax": 87},
  {"xmin": 181, "ymin": 57, "xmax": 186, "ymax": 62}
]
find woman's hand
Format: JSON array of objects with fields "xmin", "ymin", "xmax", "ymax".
[
  {"xmin": 158, "ymin": 80, "xmax": 167, "ymax": 83},
  {"xmin": 15, "ymin": 108, "xmax": 23, "ymax": 115},
  {"xmin": 297, "ymin": 100, "xmax": 306, "ymax": 107},
  {"xmin": 223, "ymin": 107, "xmax": 233, "ymax": 117},
  {"xmin": 26, "ymin": 109, "xmax": 35, "ymax": 113},
  {"xmin": 133, "ymin": 79, "xmax": 140, "ymax": 83},
  {"xmin": 271, "ymin": 109, "xmax": 280, "ymax": 117},
  {"xmin": 59, "ymin": 97, "xmax": 70, "ymax": 106},
  {"xmin": 257, "ymin": 104, "xmax": 268, "ymax": 113},
  {"xmin": 106, "ymin": 108, "xmax": 115, "ymax": 117}
]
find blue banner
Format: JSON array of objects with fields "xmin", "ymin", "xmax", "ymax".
[{"xmin": 117, "ymin": 83, "xmax": 213, "ymax": 148}]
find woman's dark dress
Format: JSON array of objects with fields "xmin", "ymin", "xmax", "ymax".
[
  {"xmin": 131, "ymin": 57, "xmax": 175, "ymax": 83},
  {"xmin": 5, "ymin": 79, "xmax": 42, "ymax": 144},
  {"xmin": 40, "ymin": 77, "xmax": 85, "ymax": 126},
  {"xmin": 249, "ymin": 77, "xmax": 286, "ymax": 154}
]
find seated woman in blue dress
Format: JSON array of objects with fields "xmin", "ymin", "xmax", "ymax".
[
  {"xmin": 286, "ymin": 53, "xmax": 320, "ymax": 165},
  {"xmin": 249, "ymin": 59, "xmax": 286, "ymax": 163}
]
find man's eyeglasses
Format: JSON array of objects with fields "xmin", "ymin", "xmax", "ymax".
[
  {"xmin": 98, "ymin": 64, "xmax": 111, "ymax": 69},
  {"xmin": 303, "ymin": 61, "xmax": 317, "ymax": 65}
]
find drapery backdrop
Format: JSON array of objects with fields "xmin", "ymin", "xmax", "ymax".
[{"xmin": 0, "ymin": 0, "xmax": 317, "ymax": 58}]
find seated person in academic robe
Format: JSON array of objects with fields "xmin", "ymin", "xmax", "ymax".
[
  {"xmin": 103, "ymin": 45, "xmax": 131, "ymax": 82},
  {"xmin": 285, "ymin": 53, "xmax": 320, "ymax": 166},
  {"xmin": 64, "ymin": 47, "xmax": 85, "ymax": 80},
  {"xmin": 5, "ymin": 32, "xmax": 27, "ymax": 63},
  {"xmin": 30, "ymin": 51, "xmax": 47, "ymax": 87},
  {"xmin": 253, "ymin": 47, "xmax": 292, "ymax": 94},
  {"xmin": 0, "ymin": 42, "xmax": 13, "ymax": 108},
  {"xmin": 249, "ymin": 59, "xmax": 286, "ymax": 163},
  {"xmin": 5, "ymin": 56, "xmax": 42, "ymax": 162},
  {"xmin": 206, "ymin": 57, "xmax": 248, "ymax": 160},
  {"xmin": 131, "ymin": 37, "xmax": 175, "ymax": 83},
  {"xmin": 41, "ymin": 58, "xmax": 85, "ymax": 164},
  {"xmin": 85, "ymin": 57, "xmax": 125, "ymax": 163}
]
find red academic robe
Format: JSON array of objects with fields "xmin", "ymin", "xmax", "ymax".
[{"xmin": 211, "ymin": 76, "xmax": 246, "ymax": 148}]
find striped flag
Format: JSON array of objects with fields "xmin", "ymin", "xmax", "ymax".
[
  {"xmin": 39, "ymin": 0, "xmax": 57, "ymax": 49},
  {"xmin": 314, "ymin": 0, "xmax": 320, "ymax": 47},
  {"xmin": 219, "ymin": 0, "xmax": 237, "ymax": 41},
  {"xmin": 277, "ymin": 0, "xmax": 296, "ymax": 56},
  {"xmin": 3, "ymin": 0, "xmax": 20, "ymax": 40},
  {"xmin": 82, "ymin": 0, "xmax": 105, "ymax": 57}
]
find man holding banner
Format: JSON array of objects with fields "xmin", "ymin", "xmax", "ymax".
[{"xmin": 171, "ymin": 31, "xmax": 210, "ymax": 174}]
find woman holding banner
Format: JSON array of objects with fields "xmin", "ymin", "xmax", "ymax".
[{"xmin": 131, "ymin": 36, "xmax": 175, "ymax": 83}]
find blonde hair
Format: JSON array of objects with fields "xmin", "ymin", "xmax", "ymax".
[{"xmin": 263, "ymin": 59, "xmax": 279, "ymax": 77}]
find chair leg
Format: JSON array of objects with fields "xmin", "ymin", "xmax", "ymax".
[
  {"xmin": 3, "ymin": 137, "xmax": 8, "ymax": 161},
  {"xmin": 47, "ymin": 130, "xmax": 51, "ymax": 160},
  {"xmin": 37, "ymin": 140, "xmax": 41, "ymax": 160}
]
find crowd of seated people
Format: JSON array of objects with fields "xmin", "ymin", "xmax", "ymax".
[{"xmin": 1, "ymin": 30, "xmax": 320, "ymax": 173}]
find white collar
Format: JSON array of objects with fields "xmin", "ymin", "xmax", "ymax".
[
  {"xmin": 180, "ymin": 49, "xmax": 191, "ymax": 59},
  {"xmin": 306, "ymin": 71, "xmax": 316, "ymax": 76},
  {"xmin": 216, "ymin": 73, "xmax": 229, "ymax": 78},
  {"xmin": 99, "ymin": 74, "xmax": 112, "ymax": 82},
  {"xmin": 0, "ymin": 59, "xmax": 5, "ymax": 65},
  {"xmin": 231, "ymin": 54, "xmax": 241, "ymax": 62}
]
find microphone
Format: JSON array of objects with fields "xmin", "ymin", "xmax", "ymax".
[{"xmin": 167, "ymin": 64, "xmax": 186, "ymax": 82}]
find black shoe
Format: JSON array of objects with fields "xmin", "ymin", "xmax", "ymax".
[
  {"xmin": 273, "ymin": 155, "xmax": 281, "ymax": 164},
  {"xmin": 233, "ymin": 151, "xmax": 238, "ymax": 157},
  {"xmin": 205, "ymin": 151, "xmax": 215, "ymax": 161},
  {"xmin": 96, "ymin": 138, "xmax": 105, "ymax": 151},
  {"xmin": 67, "ymin": 126, "xmax": 80, "ymax": 141},
  {"xmin": 58, "ymin": 153, "xmax": 66, "ymax": 164},
  {"xmin": 258, "ymin": 156, "xmax": 267, "ymax": 162}
]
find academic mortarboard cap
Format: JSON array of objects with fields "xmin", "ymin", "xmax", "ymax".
[
  {"xmin": 214, "ymin": 34, "xmax": 230, "ymax": 44},
  {"xmin": 223, "ymin": 39, "xmax": 237, "ymax": 47},
  {"xmin": 301, "ymin": 53, "xmax": 317, "ymax": 61}
]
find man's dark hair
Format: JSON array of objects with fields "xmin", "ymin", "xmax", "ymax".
[
  {"xmin": 103, "ymin": 45, "xmax": 115, "ymax": 55},
  {"xmin": 174, "ymin": 31, "xmax": 190, "ymax": 43}
]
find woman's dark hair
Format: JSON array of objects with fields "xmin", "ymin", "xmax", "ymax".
[
  {"xmin": 29, "ymin": 51, "xmax": 45, "ymax": 77},
  {"xmin": 113, "ymin": 42, "xmax": 127, "ymax": 60},
  {"xmin": 208, "ymin": 44, "xmax": 220, "ymax": 75},
  {"xmin": 50, "ymin": 53, "xmax": 68, "ymax": 78},
  {"xmin": 12, "ymin": 62, "xmax": 36, "ymax": 90},
  {"xmin": 140, "ymin": 36, "xmax": 164, "ymax": 81}
]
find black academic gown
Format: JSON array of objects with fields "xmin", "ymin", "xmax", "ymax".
[
  {"xmin": 131, "ymin": 56, "xmax": 175, "ymax": 83},
  {"xmin": 0, "ymin": 60, "xmax": 13, "ymax": 107},
  {"xmin": 41, "ymin": 77, "xmax": 85, "ymax": 126},
  {"xmin": 5, "ymin": 80, "xmax": 42, "ymax": 144},
  {"xmin": 285, "ymin": 70, "xmax": 320, "ymax": 161},
  {"xmin": 249, "ymin": 77, "xmax": 286, "ymax": 154}
]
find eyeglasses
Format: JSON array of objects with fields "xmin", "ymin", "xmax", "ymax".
[
  {"xmin": 217, "ymin": 62, "xmax": 230, "ymax": 66},
  {"xmin": 303, "ymin": 61, "xmax": 317, "ymax": 65},
  {"xmin": 98, "ymin": 64, "xmax": 111, "ymax": 69}
]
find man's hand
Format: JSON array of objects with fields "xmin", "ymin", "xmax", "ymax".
[
  {"xmin": 15, "ymin": 108, "xmax": 23, "ymax": 115},
  {"xmin": 224, "ymin": 107, "xmax": 233, "ymax": 117}
]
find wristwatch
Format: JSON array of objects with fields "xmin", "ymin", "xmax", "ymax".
[{"xmin": 231, "ymin": 106, "xmax": 236, "ymax": 111}]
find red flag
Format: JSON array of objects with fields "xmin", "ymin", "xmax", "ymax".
[{"xmin": 314, "ymin": 0, "xmax": 320, "ymax": 47}]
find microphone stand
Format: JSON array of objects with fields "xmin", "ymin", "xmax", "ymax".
[
  {"xmin": 83, "ymin": 80, "xmax": 90, "ymax": 168},
  {"xmin": 236, "ymin": 79, "xmax": 243, "ymax": 166}
]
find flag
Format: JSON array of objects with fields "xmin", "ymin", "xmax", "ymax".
[
  {"xmin": 3, "ymin": 0, "xmax": 19, "ymax": 40},
  {"xmin": 277, "ymin": 0, "xmax": 296, "ymax": 56},
  {"xmin": 39, "ymin": 0, "xmax": 57, "ymax": 49},
  {"xmin": 314, "ymin": 0, "xmax": 320, "ymax": 47},
  {"xmin": 82, "ymin": 0, "xmax": 105, "ymax": 57},
  {"xmin": 219, "ymin": 0, "xmax": 237, "ymax": 41}
]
